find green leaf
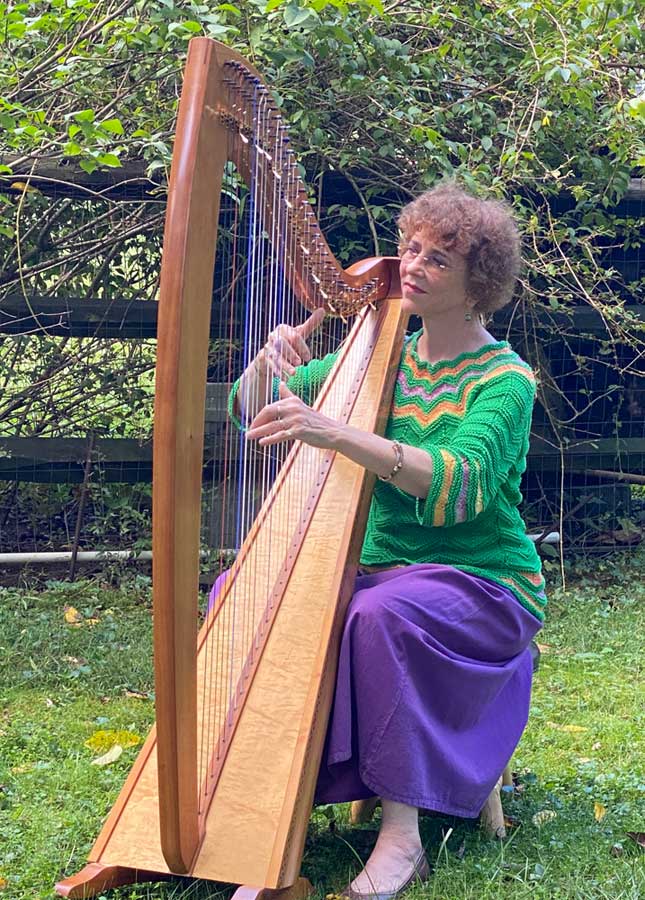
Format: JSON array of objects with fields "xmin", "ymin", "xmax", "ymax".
[
  {"xmin": 100, "ymin": 118, "xmax": 124, "ymax": 135},
  {"xmin": 74, "ymin": 109, "xmax": 95, "ymax": 123},
  {"xmin": 481, "ymin": 135, "xmax": 493, "ymax": 151},
  {"xmin": 283, "ymin": 3, "xmax": 313, "ymax": 27},
  {"xmin": 79, "ymin": 158, "xmax": 98, "ymax": 174},
  {"xmin": 206, "ymin": 22, "xmax": 231, "ymax": 36},
  {"xmin": 97, "ymin": 153, "xmax": 122, "ymax": 168}
]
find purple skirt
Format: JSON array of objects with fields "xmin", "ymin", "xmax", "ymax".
[
  {"xmin": 314, "ymin": 564, "xmax": 541, "ymax": 818},
  {"xmin": 210, "ymin": 562, "xmax": 541, "ymax": 819}
]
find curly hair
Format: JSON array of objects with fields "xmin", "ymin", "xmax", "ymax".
[{"xmin": 397, "ymin": 182, "xmax": 522, "ymax": 314}]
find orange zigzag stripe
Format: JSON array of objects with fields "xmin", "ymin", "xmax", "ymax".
[
  {"xmin": 404, "ymin": 345, "xmax": 526, "ymax": 382},
  {"xmin": 395, "ymin": 364, "xmax": 534, "ymax": 427}
]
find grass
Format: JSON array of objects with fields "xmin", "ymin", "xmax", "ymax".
[{"xmin": 0, "ymin": 557, "xmax": 643, "ymax": 900}]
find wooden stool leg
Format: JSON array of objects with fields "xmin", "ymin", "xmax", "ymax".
[
  {"xmin": 502, "ymin": 763, "xmax": 513, "ymax": 788},
  {"xmin": 479, "ymin": 777, "xmax": 506, "ymax": 839},
  {"xmin": 350, "ymin": 796, "xmax": 380, "ymax": 825}
]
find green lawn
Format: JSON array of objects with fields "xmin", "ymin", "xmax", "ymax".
[{"xmin": 0, "ymin": 556, "xmax": 643, "ymax": 900}]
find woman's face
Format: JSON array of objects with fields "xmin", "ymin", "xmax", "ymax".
[{"xmin": 399, "ymin": 229, "xmax": 473, "ymax": 320}]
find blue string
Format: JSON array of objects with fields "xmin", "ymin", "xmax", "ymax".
[{"xmin": 235, "ymin": 82, "xmax": 259, "ymax": 551}]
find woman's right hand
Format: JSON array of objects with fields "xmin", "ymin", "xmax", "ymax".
[{"xmin": 257, "ymin": 307, "xmax": 325, "ymax": 381}]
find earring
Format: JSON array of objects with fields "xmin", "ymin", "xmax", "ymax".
[{"xmin": 464, "ymin": 311, "xmax": 473, "ymax": 322}]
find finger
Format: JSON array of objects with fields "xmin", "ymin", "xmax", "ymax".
[
  {"xmin": 278, "ymin": 381, "xmax": 296, "ymax": 400},
  {"xmin": 265, "ymin": 350, "xmax": 295, "ymax": 379},
  {"xmin": 257, "ymin": 429, "xmax": 294, "ymax": 447},
  {"xmin": 247, "ymin": 399, "xmax": 284, "ymax": 431},
  {"xmin": 267, "ymin": 338, "xmax": 300, "ymax": 372},
  {"xmin": 289, "ymin": 331, "xmax": 313, "ymax": 364},
  {"xmin": 295, "ymin": 307, "xmax": 325, "ymax": 342},
  {"xmin": 246, "ymin": 420, "xmax": 289, "ymax": 442}
]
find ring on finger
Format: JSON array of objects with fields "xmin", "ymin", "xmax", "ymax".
[{"xmin": 286, "ymin": 429, "xmax": 293, "ymax": 439}]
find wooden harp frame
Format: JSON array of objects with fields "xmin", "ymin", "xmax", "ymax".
[{"xmin": 55, "ymin": 37, "xmax": 406, "ymax": 900}]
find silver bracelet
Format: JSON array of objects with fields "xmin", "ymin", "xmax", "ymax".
[{"xmin": 378, "ymin": 440, "xmax": 404, "ymax": 482}]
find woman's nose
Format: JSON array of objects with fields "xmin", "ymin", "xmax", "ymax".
[{"xmin": 406, "ymin": 253, "xmax": 425, "ymax": 274}]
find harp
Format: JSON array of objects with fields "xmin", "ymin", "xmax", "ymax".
[{"xmin": 55, "ymin": 38, "xmax": 405, "ymax": 899}]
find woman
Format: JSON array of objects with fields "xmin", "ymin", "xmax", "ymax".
[{"xmin": 228, "ymin": 183, "xmax": 546, "ymax": 899}]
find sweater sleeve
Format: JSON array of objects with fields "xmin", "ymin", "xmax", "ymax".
[
  {"xmin": 227, "ymin": 349, "xmax": 339, "ymax": 431},
  {"xmin": 284, "ymin": 350, "xmax": 339, "ymax": 406},
  {"xmin": 415, "ymin": 370, "xmax": 536, "ymax": 528}
]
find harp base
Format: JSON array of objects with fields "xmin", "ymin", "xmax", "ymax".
[
  {"xmin": 232, "ymin": 876, "xmax": 314, "ymax": 900},
  {"xmin": 55, "ymin": 863, "xmax": 172, "ymax": 898},
  {"xmin": 55, "ymin": 865, "xmax": 313, "ymax": 900}
]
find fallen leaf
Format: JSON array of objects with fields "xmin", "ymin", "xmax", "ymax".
[
  {"xmin": 503, "ymin": 814, "xmax": 521, "ymax": 829},
  {"xmin": 64, "ymin": 605, "xmax": 83, "ymax": 626},
  {"xmin": 85, "ymin": 730, "xmax": 141, "ymax": 753},
  {"xmin": 45, "ymin": 698, "xmax": 55, "ymax": 708},
  {"xmin": 610, "ymin": 843, "xmax": 624, "ymax": 857},
  {"xmin": 536, "ymin": 643, "xmax": 551, "ymax": 653},
  {"xmin": 530, "ymin": 862, "xmax": 546, "ymax": 881},
  {"xmin": 0, "ymin": 876, "xmax": 7, "ymax": 890},
  {"xmin": 594, "ymin": 802, "xmax": 607, "ymax": 822},
  {"xmin": 592, "ymin": 741, "xmax": 602, "ymax": 750},
  {"xmin": 62, "ymin": 655, "xmax": 84, "ymax": 666},
  {"xmin": 532, "ymin": 809, "xmax": 557, "ymax": 827},
  {"xmin": 626, "ymin": 832, "xmax": 645, "ymax": 849},
  {"xmin": 546, "ymin": 722, "xmax": 587, "ymax": 733},
  {"xmin": 91, "ymin": 744, "xmax": 123, "ymax": 766},
  {"xmin": 124, "ymin": 689, "xmax": 149, "ymax": 700},
  {"xmin": 9, "ymin": 181, "xmax": 40, "ymax": 194}
]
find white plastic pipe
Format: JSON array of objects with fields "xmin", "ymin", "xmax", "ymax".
[
  {"xmin": 0, "ymin": 550, "xmax": 153, "ymax": 566},
  {"xmin": 0, "ymin": 532, "xmax": 560, "ymax": 567}
]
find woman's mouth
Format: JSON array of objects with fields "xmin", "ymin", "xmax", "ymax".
[{"xmin": 404, "ymin": 281, "xmax": 425, "ymax": 294}]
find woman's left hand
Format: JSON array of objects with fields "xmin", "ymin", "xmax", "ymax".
[{"xmin": 246, "ymin": 382, "xmax": 341, "ymax": 450}]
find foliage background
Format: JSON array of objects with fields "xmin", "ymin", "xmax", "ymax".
[{"xmin": 0, "ymin": 0, "xmax": 643, "ymax": 550}]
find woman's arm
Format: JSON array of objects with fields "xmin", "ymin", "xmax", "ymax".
[
  {"xmin": 247, "ymin": 369, "xmax": 536, "ymax": 520},
  {"xmin": 233, "ymin": 308, "xmax": 325, "ymax": 423},
  {"xmin": 246, "ymin": 382, "xmax": 433, "ymax": 495}
]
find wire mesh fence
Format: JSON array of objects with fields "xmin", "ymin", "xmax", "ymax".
[{"xmin": 0, "ymin": 170, "xmax": 643, "ymax": 580}]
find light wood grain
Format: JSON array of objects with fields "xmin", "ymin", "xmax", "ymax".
[{"xmin": 57, "ymin": 34, "xmax": 406, "ymax": 899}]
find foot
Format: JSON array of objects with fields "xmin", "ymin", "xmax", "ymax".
[{"xmin": 349, "ymin": 835, "xmax": 426, "ymax": 897}]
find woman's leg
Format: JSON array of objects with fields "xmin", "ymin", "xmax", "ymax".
[{"xmin": 349, "ymin": 799, "xmax": 423, "ymax": 895}]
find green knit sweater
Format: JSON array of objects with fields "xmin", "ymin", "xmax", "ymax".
[{"xmin": 231, "ymin": 332, "xmax": 547, "ymax": 621}]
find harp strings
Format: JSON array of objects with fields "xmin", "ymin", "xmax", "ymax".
[{"xmin": 197, "ymin": 64, "xmax": 376, "ymax": 810}]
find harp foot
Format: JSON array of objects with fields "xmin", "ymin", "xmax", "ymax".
[
  {"xmin": 55, "ymin": 863, "xmax": 172, "ymax": 898},
  {"xmin": 232, "ymin": 876, "xmax": 314, "ymax": 900}
]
